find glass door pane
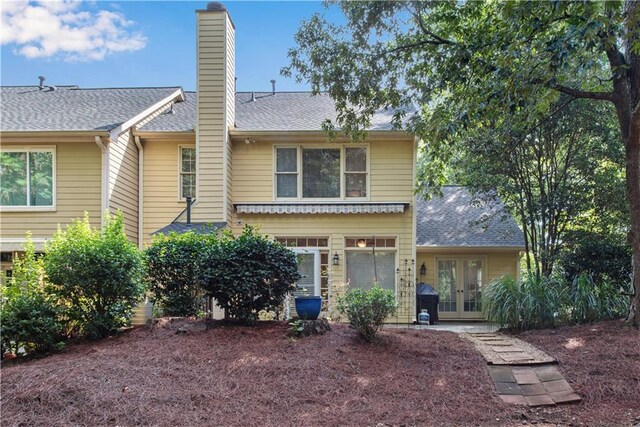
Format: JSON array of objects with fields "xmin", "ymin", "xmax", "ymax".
[
  {"xmin": 463, "ymin": 259, "xmax": 483, "ymax": 313},
  {"xmin": 293, "ymin": 251, "xmax": 319, "ymax": 296},
  {"xmin": 437, "ymin": 260, "xmax": 457, "ymax": 312}
]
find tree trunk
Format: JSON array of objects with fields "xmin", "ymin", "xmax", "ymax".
[{"xmin": 625, "ymin": 109, "xmax": 640, "ymax": 327}]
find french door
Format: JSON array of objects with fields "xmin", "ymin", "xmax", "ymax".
[{"xmin": 436, "ymin": 257, "xmax": 485, "ymax": 320}]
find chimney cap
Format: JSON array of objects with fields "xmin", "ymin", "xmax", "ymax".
[{"xmin": 206, "ymin": 2, "xmax": 226, "ymax": 11}]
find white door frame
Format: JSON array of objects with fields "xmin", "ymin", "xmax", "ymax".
[{"xmin": 293, "ymin": 248, "xmax": 321, "ymax": 296}]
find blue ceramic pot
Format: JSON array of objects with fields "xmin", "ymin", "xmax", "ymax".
[{"xmin": 295, "ymin": 296, "xmax": 322, "ymax": 320}]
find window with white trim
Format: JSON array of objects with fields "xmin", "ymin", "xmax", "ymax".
[
  {"xmin": 275, "ymin": 145, "xmax": 368, "ymax": 200},
  {"xmin": 345, "ymin": 237, "xmax": 396, "ymax": 292},
  {"xmin": 0, "ymin": 148, "xmax": 54, "ymax": 207},
  {"xmin": 179, "ymin": 146, "xmax": 196, "ymax": 199}
]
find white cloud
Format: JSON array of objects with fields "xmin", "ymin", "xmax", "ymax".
[{"xmin": 0, "ymin": 0, "xmax": 146, "ymax": 61}]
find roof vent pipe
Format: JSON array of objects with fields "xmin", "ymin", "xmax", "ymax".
[
  {"xmin": 38, "ymin": 76, "xmax": 46, "ymax": 90},
  {"xmin": 270, "ymin": 79, "xmax": 276, "ymax": 95},
  {"xmin": 251, "ymin": 91, "xmax": 255, "ymax": 102},
  {"xmin": 234, "ymin": 77, "xmax": 238, "ymax": 94}
]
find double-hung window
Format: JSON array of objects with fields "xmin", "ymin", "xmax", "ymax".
[
  {"xmin": 179, "ymin": 146, "xmax": 196, "ymax": 200},
  {"xmin": 0, "ymin": 147, "xmax": 55, "ymax": 209},
  {"xmin": 275, "ymin": 145, "xmax": 368, "ymax": 200}
]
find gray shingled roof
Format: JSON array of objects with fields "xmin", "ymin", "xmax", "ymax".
[
  {"xmin": 1, "ymin": 86, "xmax": 181, "ymax": 132},
  {"xmin": 139, "ymin": 91, "xmax": 196, "ymax": 132},
  {"xmin": 234, "ymin": 92, "xmax": 398, "ymax": 131},
  {"xmin": 417, "ymin": 186, "xmax": 525, "ymax": 248},
  {"xmin": 139, "ymin": 91, "xmax": 401, "ymax": 132},
  {"xmin": 152, "ymin": 222, "xmax": 227, "ymax": 235}
]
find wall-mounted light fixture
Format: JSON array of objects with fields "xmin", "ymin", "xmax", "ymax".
[
  {"xmin": 357, "ymin": 238, "xmax": 367, "ymax": 248},
  {"xmin": 332, "ymin": 252, "xmax": 340, "ymax": 266},
  {"xmin": 420, "ymin": 262, "xmax": 426, "ymax": 276}
]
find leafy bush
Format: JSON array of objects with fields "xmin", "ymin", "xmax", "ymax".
[
  {"xmin": 198, "ymin": 226, "xmax": 301, "ymax": 325},
  {"xmin": 482, "ymin": 275, "xmax": 565, "ymax": 331},
  {"xmin": 44, "ymin": 212, "xmax": 146, "ymax": 339},
  {"xmin": 558, "ymin": 233, "xmax": 631, "ymax": 287},
  {"xmin": 337, "ymin": 285, "xmax": 397, "ymax": 342},
  {"xmin": 146, "ymin": 232, "xmax": 217, "ymax": 316},
  {"xmin": 0, "ymin": 236, "xmax": 64, "ymax": 357},
  {"xmin": 569, "ymin": 273, "xmax": 628, "ymax": 323}
]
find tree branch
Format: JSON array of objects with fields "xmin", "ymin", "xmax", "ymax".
[{"xmin": 535, "ymin": 80, "xmax": 615, "ymax": 101}]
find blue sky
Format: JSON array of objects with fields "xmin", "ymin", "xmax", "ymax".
[{"xmin": 1, "ymin": 1, "xmax": 340, "ymax": 92}]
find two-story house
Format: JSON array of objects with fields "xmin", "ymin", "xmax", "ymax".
[{"xmin": 0, "ymin": 2, "xmax": 523, "ymax": 322}]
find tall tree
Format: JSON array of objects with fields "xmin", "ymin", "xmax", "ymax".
[
  {"xmin": 284, "ymin": 0, "xmax": 640, "ymax": 327},
  {"xmin": 451, "ymin": 98, "xmax": 627, "ymax": 279}
]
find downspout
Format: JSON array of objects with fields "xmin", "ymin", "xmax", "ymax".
[
  {"xmin": 94, "ymin": 136, "xmax": 109, "ymax": 227},
  {"xmin": 134, "ymin": 136, "xmax": 144, "ymax": 249}
]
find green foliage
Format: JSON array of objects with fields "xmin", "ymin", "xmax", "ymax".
[
  {"xmin": 482, "ymin": 276, "xmax": 565, "ymax": 331},
  {"xmin": 569, "ymin": 273, "xmax": 629, "ymax": 323},
  {"xmin": 337, "ymin": 285, "xmax": 397, "ymax": 342},
  {"xmin": 44, "ymin": 212, "xmax": 146, "ymax": 339},
  {"xmin": 483, "ymin": 273, "xmax": 628, "ymax": 331},
  {"xmin": 287, "ymin": 319, "xmax": 306, "ymax": 338},
  {"xmin": 197, "ymin": 226, "xmax": 301, "ymax": 325},
  {"xmin": 451, "ymin": 98, "xmax": 626, "ymax": 277},
  {"xmin": 0, "ymin": 236, "xmax": 64, "ymax": 357},
  {"xmin": 146, "ymin": 232, "xmax": 217, "ymax": 317},
  {"xmin": 558, "ymin": 232, "xmax": 632, "ymax": 288}
]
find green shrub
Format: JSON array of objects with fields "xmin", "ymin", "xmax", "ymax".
[
  {"xmin": 337, "ymin": 285, "xmax": 397, "ymax": 342},
  {"xmin": 44, "ymin": 212, "xmax": 146, "ymax": 339},
  {"xmin": 482, "ymin": 275, "xmax": 566, "ymax": 331},
  {"xmin": 146, "ymin": 231, "xmax": 217, "ymax": 316},
  {"xmin": 198, "ymin": 226, "xmax": 301, "ymax": 325},
  {"xmin": 0, "ymin": 236, "xmax": 64, "ymax": 357},
  {"xmin": 558, "ymin": 233, "xmax": 631, "ymax": 288},
  {"xmin": 569, "ymin": 273, "xmax": 628, "ymax": 323}
]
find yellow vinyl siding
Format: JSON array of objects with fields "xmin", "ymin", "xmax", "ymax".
[
  {"xmin": 0, "ymin": 136, "xmax": 101, "ymax": 240},
  {"xmin": 141, "ymin": 136, "xmax": 195, "ymax": 245},
  {"xmin": 194, "ymin": 10, "xmax": 234, "ymax": 223},
  {"xmin": 233, "ymin": 210, "xmax": 415, "ymax": 322},
  {"xmin": 231, "ymin": 136, "xmax": 414, "ymax": 203},
  {"xmin": 109, "ymin": 132, "xmax": 138, "ymax": 243}
]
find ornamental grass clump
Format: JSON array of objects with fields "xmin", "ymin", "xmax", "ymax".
[
  {"xmin": 338, "ymin": 285, "xmax": 397, "ymax": 342},
  {"xmin": 482, "ymin": 275, "xmax": 565, "ymax": 331}
]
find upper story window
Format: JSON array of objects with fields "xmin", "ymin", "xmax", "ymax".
[
  {"xmin": 0, "ymin": 148, "xmax": 55, "ymax": 209},
  {"xmin": 275, "ymin": 145, "xmax": 368, "ymax": 200},
  {"xmin": 179, "ymin": 146, "xmax": 196, "ymax": 200}
]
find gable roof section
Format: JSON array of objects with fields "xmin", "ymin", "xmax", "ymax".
[
  {"xmin": 138, "ymin": 91, "xmax": 197, "ymax": 132},
  {"xmin": 1, "ymin": 86, "xmax": 183, "ymax": 132},
  {"xmin": 139, "ymin": 91, "xmax": 402, "ymax": 132},
  {"xmin": 417, "ymin": 186, "xmax": 525, "ymax": 248}
]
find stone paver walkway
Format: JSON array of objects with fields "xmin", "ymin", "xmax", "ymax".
[{"xmin": 463, "ymin": 332, "xmax": 581, "ymax": 407}]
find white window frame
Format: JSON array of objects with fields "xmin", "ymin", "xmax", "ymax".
[
  {"xmin": 273, "ymin": 143, "xmax": 370, "ymax": 201},
  {"xmin": 343, "ymin": 235, "xmax": 398, "ymax": 294},
  {"xmin": 178, "ymin": 145, "xmax": 196, "ymax": 202},
  {"xmin": 0, "ymin": 146, "xmax": 56, "ymax": 212}
]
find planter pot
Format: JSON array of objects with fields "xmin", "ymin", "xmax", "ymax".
[{"xmin": 295, "ymin": 296, "xmax": 322, "ymax": 320}]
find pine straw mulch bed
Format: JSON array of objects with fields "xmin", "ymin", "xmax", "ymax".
[
  {"xmin": 4, "ymin": 319, "xmax": 519, "ymax": 427},
  {"xmin": 1, "ymin": 319, "xmax": 638, "ymax": 427},
  {"xmin": 517, "ymin": 319, "xmax": 640, "ymax": 427}
]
